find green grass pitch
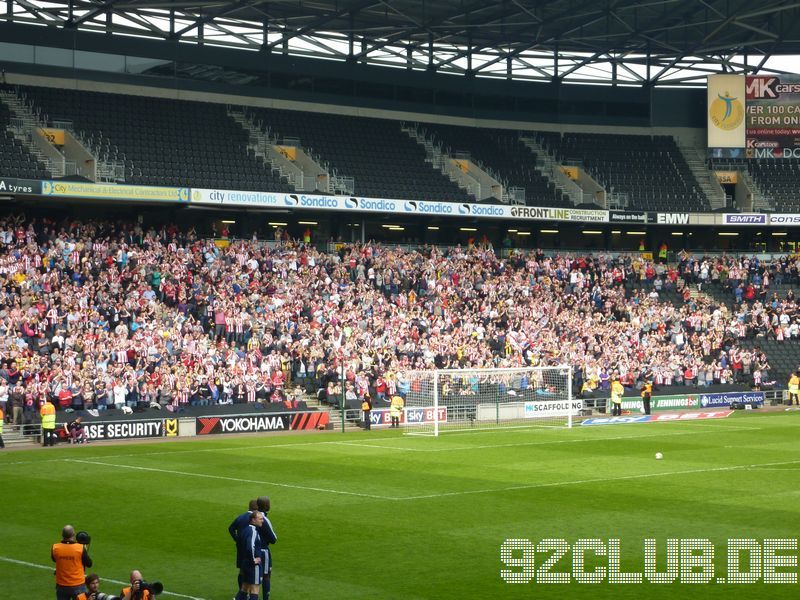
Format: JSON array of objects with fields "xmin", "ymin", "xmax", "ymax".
[{"xmin": 2, "ymin": 411, "xmax": 800, "ymax": 599}]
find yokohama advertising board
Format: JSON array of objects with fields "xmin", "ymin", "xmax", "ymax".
[{"xmin": 196, "ymin": 411, "xmax": 330, "ymax": 435}]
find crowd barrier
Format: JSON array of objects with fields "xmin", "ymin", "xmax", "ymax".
[{"xmin": 2, "ymin": 390, "xmax": 788, "ymax": 446}]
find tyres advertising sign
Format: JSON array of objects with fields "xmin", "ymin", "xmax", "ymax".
[{"xmin": 196, "ymin": 411, "xmax": 329, "ymax": 435}]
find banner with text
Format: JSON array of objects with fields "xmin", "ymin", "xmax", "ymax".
[
  {"xmin": 0, "ymin": 177, "xmax": 40, "ymax": 195},
  {"xmin": 369, "ymin": 407, "xmax": 447, "ymax": 427},
  {"xmin": 746, "ymin": 74, "xmax": 800, "ymax": 159},
  {"xmin": 722, "ymin": 213, "xmax": 766, "ymax": 225},
  {"xmin": 196, "ymin": 411, "xmax": 329, "ymax": 435},
  {"xmin": 620, "ymin": 394, "xmax": 702, "ymax": 412},
  {"xmin": 56, "ymin": 418, "xmax": 165, "ymax": 441},
  {"xmin": 524, "ymin": 399, "xmax": 584, "ymax": 418},
  {"xmin": 42, "ymin": 181, "xmax": 189, "ymax": 202},
  {"xmin": 190, "ymin": 188, "xmax": 610, "ymax": 223},
  {"xmin": 609, "ymin": 210, "xmax": 648, "ymax": 224},
  {"xmin": 698, "ymin": 391, "xmax": 764, "ymax": 408}
]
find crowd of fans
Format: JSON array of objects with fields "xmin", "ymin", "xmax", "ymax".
[{"xmin": 0, "ymin": 215, "xmax": 796, "ymax": 428}]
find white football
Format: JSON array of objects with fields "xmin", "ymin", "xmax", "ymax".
[{"xmin": 655, "ymin": 452, "xmax": 663, "ymax": 460}]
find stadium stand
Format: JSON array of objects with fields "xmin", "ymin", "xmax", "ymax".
[
  {"xmin": 243, "ymin": 107, "xmax": 474, "ymax": 202},
  {"xmin": 13, "ymin": 85, "xmax": 294, "ymax": 191},
  {"xmin": 0, "ymin": 216, "xmax": 791, "ymax": 422},
  {"xmin": 536, "ymin": 132, "xmax": 710, "ymax": 212},
  {"xmin": 0, "ymin": 92, "xmax": 51, "ymax": 180},
  {"xmin": 421, "ymin": 124, "xmax": 572, "ymax": 207},
  {"xmin": 746, "ymin": 159, "xmax": 800, "ymax": 212}
]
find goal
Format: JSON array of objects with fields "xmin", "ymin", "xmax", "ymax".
[{"xmin": 399, "ymin": 366, "xmax": 576, "ymax": 436}]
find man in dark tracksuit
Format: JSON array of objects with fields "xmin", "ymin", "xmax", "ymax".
[
  {"xmin": 236, "ymin": 511, "xmax": 265, "ymax": 600},
  {"xmin": 229, "ymin": 497, "xmax": 277, "ymax": 600},
  {"xmin": 229, "ymin": 499, "xmax": 258, "ymax": 596}
]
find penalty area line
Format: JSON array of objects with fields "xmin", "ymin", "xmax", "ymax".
[{"xmin": 0, "ymin": 556, "xmax": 206, "ymax": 600}]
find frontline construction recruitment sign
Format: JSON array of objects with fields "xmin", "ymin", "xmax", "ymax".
[{"xmin": 196, "ymin": 411, "xmax": 329, "ymax": 435}]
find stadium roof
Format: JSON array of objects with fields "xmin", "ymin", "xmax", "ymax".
[{"xmin": 5, "ymin": 0, "xmax": 800, "ymax": 86}]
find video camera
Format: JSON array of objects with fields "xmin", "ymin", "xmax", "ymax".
[
  {"xmin": 134, "ymin": 580, "xmax": 164, "ymax": 596},
  {"xmin": 76, "ymin": 531, "xmax": 91, "ymax": 545}
]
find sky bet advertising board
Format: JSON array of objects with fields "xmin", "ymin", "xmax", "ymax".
[{"xmin": 369, "ymin": 407, "xmax": 447, "ymax": 427}]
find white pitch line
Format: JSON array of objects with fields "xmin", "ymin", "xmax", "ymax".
[
  {"xmin": 400, "ymin": 458, "xmax": 800, "ymax": 500},
  {"xmin": 0, "ymin": 420, "xmax": 762, "ymax": 467},
  {"xmin": 65, "ymin": 458, "xmax": 394, "ymax": 500},
  {"xmin": 329, "ymin": 425, "xmax": 761, "ymax": 453},
  {"xmin": 63, "ymin": 455, "xmax": 800, "ymax": 503},
  {"xmin": 744, "ymin": 467, "xmax": 800, "ymax": 471},
  {"xmin": 0, "ymin": 556, "xmax": 206, "ymax": 600},
  {"xmin": 0, "ymin": 435, "xmax": 409, "ymax": 467}
]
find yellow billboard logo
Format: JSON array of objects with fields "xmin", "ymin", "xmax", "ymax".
[
  {"xmin": 709, "ymin": 92, "xmax": 744, "ymax": 131},
  {"xmin": 165, "ymin": 418, "xmax": 178, "ymax": 437}
]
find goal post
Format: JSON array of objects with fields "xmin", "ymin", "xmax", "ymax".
[{"xmin": 401, "ymin": 365, "xmax": 577, "ymax": 436}]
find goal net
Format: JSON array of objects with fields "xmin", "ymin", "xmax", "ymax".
[{"xmin": 399, "ymin": 366, "xmax": 576, "ymax": 436}]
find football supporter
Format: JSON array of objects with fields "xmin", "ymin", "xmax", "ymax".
[{"xmin": 0, "ymin": 215, "xmax": 793, "ymax": 413}]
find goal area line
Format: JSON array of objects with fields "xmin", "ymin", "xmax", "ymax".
[{"xmin": 403, "ymin": 423, "xmax": 565, "ymax": 436}]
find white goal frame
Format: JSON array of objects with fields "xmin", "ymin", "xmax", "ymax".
[{"xmin": 400, "ymin": 365, "xmax": 575, "ymax": 436}]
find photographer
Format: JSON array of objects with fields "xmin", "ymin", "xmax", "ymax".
[
  {"xmin": 80, "ymin": 573, "xmax": 120, "ymax": 600},
  {"xmin": 51, "ymin": 525, "xmax": 92, "ymax": 600},
  {"xmin": 120, "ymin": 570, "xmax": 161, "ymax": 600}
]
